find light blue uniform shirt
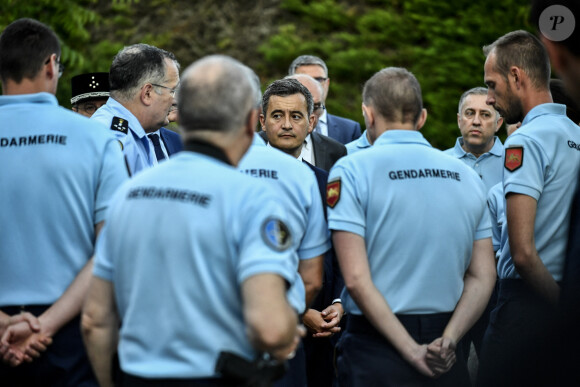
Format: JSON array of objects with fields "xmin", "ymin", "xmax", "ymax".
[
  {"xmin": 345, "ymin": 130, "xmax": 371, "ymax": 154},
  {"xmin": 487, "ymin": 182, "xmax": 504, "ymax": 254},
  {"xmin": 238, "ymin": 137, "xmax": 331, "ymax": 313},
  {"xmin": 444, "ymin": 136, "xmax": 504, "ymax": 193},
  {"xmin": 94, "ymin": 150, "xmax": 297, "ymax": 379},
  {"xmin": 91, "ymin": 97, "xmax": 153, "ymax": 176},
  {"xmin": 328, "ymin": 130, "xmax": 491, "ymax": 315},
  {"xmin": 498, "ymin": 103, "xmax": 580, "ymax": 281},
  {"xmin": 0, "ymin": 93, "xmax": 128, "ymax": 306}
]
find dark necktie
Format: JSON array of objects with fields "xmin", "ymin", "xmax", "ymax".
[{"xmin": 148, "ymin": 133, "xmax": 166, "ymax": 161}]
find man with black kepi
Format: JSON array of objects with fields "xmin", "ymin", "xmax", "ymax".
[
  {"xmin": 71, "ymin": 72, "xmax": 110, "ymax": 117},
  {"xmin": 81, "ymin": 55, "xmax": 303, "ymax": 387}
]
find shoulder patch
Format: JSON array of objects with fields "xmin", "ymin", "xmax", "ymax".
[
  {"xmin": 505, "ymin": 146, "xmax": 524, "ymax": 172},
  {"xmin": 326, "ymin": 178, "xmax": 341, "ymax": 208},
  {"xmin": 111, "ymin": 117, "xmax": 128, "ymax": 134},
  {"xmin": 261, "ymin": 218, "xmax": 292, "ymax": 251}
]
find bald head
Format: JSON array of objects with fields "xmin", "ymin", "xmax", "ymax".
[{"xmin": 178, "ymin": 55, "xmax": 258, "ymax": 133}]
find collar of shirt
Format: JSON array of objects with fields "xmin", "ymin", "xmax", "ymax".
[
  {"xmin": 521, "ymin": 103, "xmax": 567, "ymax": 126},
  {"xmin": 453, "ymin": 136, "xmax": 504, "ymax": 158},
  {"xmin": 100, "ymin": 97, "xmax": 147, "ymax": 139},
  {"xmin": 357, "ymin": 130, "xmax": 371, "ymax": 148},
  {"xmin": 374, "ymin": 130, "xmax": 432, "ymax": 148},
  {"xmin": 300, "ymin": 133, "xmax": 315, "ymax": 164},
  {"xmin": 316, "ymin": 110, "xmax": 328, "ymax": 136},
  {"xmin": 147, "ymin": 129, "xmax": 169, "ymax": 164},
  {"xmin": 183, "ymin": 139, "xmax": 232, "ymax": 166},
  {"xmin": 0, "ymin": 92, "xmax": 57, "ymax": 108}
]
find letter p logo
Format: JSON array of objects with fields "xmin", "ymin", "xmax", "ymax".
[{"xmin": 539, "ymin": 5, "xmax": 575, "ymax": 42}]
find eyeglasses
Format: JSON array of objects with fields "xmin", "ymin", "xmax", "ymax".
[
  {"xmin": 313, "ymin": 102, "xmax": 325, "ymax": 112},
  {"xmin": 44, "ymin": 55, "xmax": 64, "ymax": 78},
  {"xmin": 151, "ymin": 83, "xmax": 178, "ymax": 97},
  {"xmin": 313, "ymin": 77, "xmax": 328, "ymax": 83},
  {"xmin": 78, "ymin": 103, "xmax": 99, "ymax": 115}
]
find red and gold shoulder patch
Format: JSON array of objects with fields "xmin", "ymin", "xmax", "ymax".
[
  {"xmin": 505, "ymin": 146, "xmax": 524, "ymax": 172},
  {"xmin": 326, "ymin": 178, "xmax": 341, "ymax": 208}
]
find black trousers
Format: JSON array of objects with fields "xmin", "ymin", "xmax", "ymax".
[{"xmin": 336, "ymin": 313, "xmax": 470, "ymax": 387}]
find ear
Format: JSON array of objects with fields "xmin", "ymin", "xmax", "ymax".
[
  {"xmin": 495, "ymin": 116, "xmax": 504, "ymax": 132},
  {"xmin": 416, "ymin": 108, "xmax": 428, "ymax": 131},
  {"xmin": 457, "ymin": 112, "xmax": 461, "ymax": 128},
  {"xmin": 45, "ymin": 54, "xmax": 57, "ymax": 80},
  {"xmin": 245, "ymin": 108, "xmax": 258, "ymax": 138},
  {"xmin": 259, "ymin": 113, "xmax": 266, "ymax": 131},
  {"xmin": 510, "ymin": 66, "xmax": 523, "ymax": 89},
  {"xmin": 362, "ymin": 103, "xmax": 374, "ymax": 128},
  {"xmin": 308, "ymin": 113, "xmax": 316, "ymax": 134},
  {"xmin": 141, "ymin": 83, "xmax": 154, "ymax": 106}
]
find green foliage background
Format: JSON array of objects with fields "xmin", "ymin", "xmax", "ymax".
[{"xmin": 0, "ymin": 0, "xmax": 532, "ymax": 149}]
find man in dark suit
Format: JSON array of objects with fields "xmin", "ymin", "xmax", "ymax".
[
  {"xmin": 260, "ymin": 73, "xmax": 346, "ymax": 172},
  {"xmin": 289, "ymin": 55, "xmax": 362, "ymax": 144}
]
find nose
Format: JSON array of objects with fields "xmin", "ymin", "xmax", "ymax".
[
  {"xmin": 473, "ymin": 113, "xmax": 481, "ymax": 125},
  {"xmin": 282, "ymin": 115, "xmax": 292, "ymax": 130},
  {"xmin": 486, "ymin": 91, "xmax": 495, "ymax": 106}
]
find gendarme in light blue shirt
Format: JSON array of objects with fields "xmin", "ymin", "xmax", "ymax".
[
  {"xmin": 94, "ymin": 149, "xmax": 296, "ymax": 379},
  {"xmin": 328, "ymin": 130, "xmax": 491, "ymax": 315},
  {"xmin": 0, "ymin": 92, "xmax": 128, "ymax": 306},
  {"xmin": 91, "ymin": 97, "xmax": 153, "ymax": 176},
  {"xmin": 238, "ymin": 136, "xmax": 331, "ymax": 313},
  {"xmin": 498, "ymin": 103, "xmax": 580, "ymax": 281},
  {"xmin": 345, "ymin": 130, "xmax": 371, "ymax": 155},
  {"xmin": 444, "ymin": 136, "xmax": 504, "ymax": 193}
]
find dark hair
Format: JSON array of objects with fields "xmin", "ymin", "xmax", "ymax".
[
  {"xmin": 178, "ymin": 55, "xmax": 258, "ymax": 133},
  {"xmin": 288, "ymin": 55, "xmax": 328, "ymax": 76},
  {"xmin": 550, "ymin": 78, "xmax": 580, "ymax": 124},
  {"xmin": 530, "ymin": 0, "xmax": 580, "ymax": 56},
  {"xmin": 109, "ymin": 43, "xmax": 179, "ymax": 101},
  {"xmin": 262, "ymin": 78, "xmax": 314, "ymax": 117},
  {"xmin": 483, "ymin": 30, "xmax": 551, "ymax": 91},
  {"xmin": 0, "ymin": 18, "xmax": 60, "ymax": 83},
  {"xmin": 363, "ymin": 67, "xmax": 423, "ymax": 125}
]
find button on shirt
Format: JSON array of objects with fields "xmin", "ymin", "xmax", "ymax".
[
  {"xmin": 443, "ymin": 136, "xmax": 504, "ymax": 193},
  {"xmin": 91, "ymin": 98, "xmax": 153, "ymax": 175}
]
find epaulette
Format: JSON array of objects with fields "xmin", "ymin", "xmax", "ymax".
[{"xmin": 111, "ymin": 116, "xmax": 128, "ymax": 134}]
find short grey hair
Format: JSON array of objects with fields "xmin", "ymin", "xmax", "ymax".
[
  {"xmin": 288, "ymin": 55, "xmax": 328, "ymax": 77},
  {"xmin": 458, "ymin": 87, "xmax": 501, "ymax": 121},
  {"xmin": 178, "ymin": 55, "xmax": 258, "ymax": 133},
  {"xmin": 363, "ymin": 67, "xmax": 423, "ymax": 125},
  {"xmin": 109, "ymin": 43, "xmax": 179, "ymax": 102}
]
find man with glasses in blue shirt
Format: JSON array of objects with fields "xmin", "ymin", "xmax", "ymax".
[{"xmin": 91, "ymin": 43, "xmax": 182, "ymax": 176}]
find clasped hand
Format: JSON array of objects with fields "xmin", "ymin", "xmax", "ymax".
[{"xmin": 0, "ymin": 312, "xmax": 52, "ymax": 367}]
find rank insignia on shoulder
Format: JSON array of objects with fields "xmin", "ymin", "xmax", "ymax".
[
  {"xmin": 326, "ymin": 178, "xmax": 341, "ymax": 208},
  {"xmin": 111, "ymin": 117, "xmax": 128, "ymax": 134},
  {"xmin": 261, "ymin": 218, "xmax": 292, "ymax": 251},
  {"xmin": 505, "ymin": 146, "xmax": 524, "ymax": 172}
]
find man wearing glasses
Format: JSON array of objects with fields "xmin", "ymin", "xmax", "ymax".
[
  {"xmin": 0, "ymin": 18, "xmax": 128, "ymax": 386},
  {"xmin": 70, "ymin": 72, "xmax": 110, "ymax": 118},
  {"xmin": 289, "ymin": 55, "xmax": 362, "ymax": 145},
  {"xmin": 91, "ymin": 43, "xmax": 182, "ymax": 176}
]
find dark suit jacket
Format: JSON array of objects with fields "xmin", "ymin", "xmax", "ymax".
[
  {"xmin": 311, "ymin": 131, "xmax": 347, "ymax": 172},
  {"xmin": 160, "ymin": 127, "xmax": 183, "ymax": 156},
  {"xmin": 326, "ymin": 113, "xmax": 362, "ymax": 145}
]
